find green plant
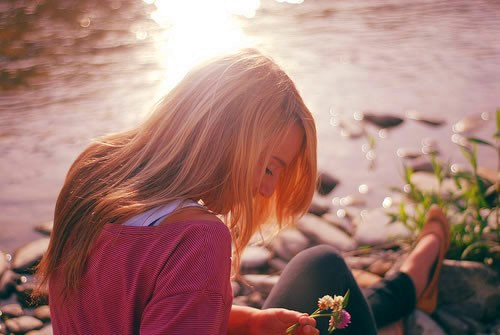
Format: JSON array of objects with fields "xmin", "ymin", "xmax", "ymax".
[{"xmin": 389, "ymin": 110, "xmax": 499, "ymax": 271}]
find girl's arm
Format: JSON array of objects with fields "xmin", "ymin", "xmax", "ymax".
[{"xmin": 228, "ymin": 305, "xmax": 319, "ymax": 335}]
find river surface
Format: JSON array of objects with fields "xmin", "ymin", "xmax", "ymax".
[{"xmin": 1, "ymin": 0, "xmax": 499, "ymax": 252}]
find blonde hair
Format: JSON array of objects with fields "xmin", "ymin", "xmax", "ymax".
[{"xmin": 36, "ymin": 48, "xmax": 317, "ymax": 298}]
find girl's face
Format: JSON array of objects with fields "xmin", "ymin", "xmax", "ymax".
[{"xmin": 255, "ymin": 122, "xmax": 304, "ymax": 198}]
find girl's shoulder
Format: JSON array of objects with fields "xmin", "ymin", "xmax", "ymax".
[{"xmin": 158, "ymin": 206, "xmax": 222, "ymax": 227}]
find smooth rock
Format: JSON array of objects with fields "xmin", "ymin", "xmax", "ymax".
[
  {"xmin": 0, "ymin": 304, "xmax": 24, "ymax": 318},
  {"xmin": 367, "ymin": 258, "xmax": 393, "ymax": 277},
  {"xmin": 243, "ymin": 274, "xmax": 280, "ymax": 297},
  {"xmin": 5, "ymin": 316, "xmax": 43, "ymax": 334},
  {"xmin": 271, "ymin": 229, "xmax": 309, "ymax": 261},
  {"xmin": 241, "ymin": 246, "xmax": 271, "ymax": 271},
  {"xmin": 406, "ymin": 310, "xmax": 447, "ymax": 335},
  {"xmin": 363, "ymin": 112, "xmax": 404, "ymax": 129},
  {"xmin": 407, "ymin": 158, "xmax": 434, "ymax": 173},
  {"xmin": 439, "ymin": 260, "xmax": 500, "ymax": 321},
  {"xmin": 339, "ymin": 118, "xmax": 365, "ymax": 139},
  {"xmin": 0, "ymin": 270, "xmax": 20, "ymax": 299},
  {"xmin": 34, "ymin": 221, "xmax": 53, "ymax": 236},
  {"xmin": 345, "ymin": 255, "xmax": 378, "ymax": 270},
  {"xmin": 0, "ymin": 252, "xmax": 8, "ymax": 278},
  {"xmin": 410, "ymin": 172, "xmax": 461, "ymax": 195},
  {"xmin": 352, "ymin": 269, "xmax": 381, "ymax": 288},
  {"xmin": 308, "ymin": 201, "xmax": 329, "ymax": 217},
  {"xmin": 396, "ymin": 148, "xmax": 423, "ymax": 160},
  {"xmin": 353, "ymin": 209, "xmax": 411, "ymax": 246},
  {"xmin": 433, "ymin": 309, "xmax": 471, "ymax": 335},
  {"xmin": 12, "ymin": 238, "xmax": 50, "ymax": 274},
  {"xmin": 317, "ymin": 172, "xmax": 339, "ymax": 195},
  {"xmin": 268, "ymin": 258, "xmax": 288, "ymax": 272},
  {"xmin": 33, "ymin": 305, "xmax": 51, "ymax": 322},
  {"xmin": 405, "ymin": 110, "xmax": 446, "ymax": 127},
  {"xmin": 231, "ymin": 281, "xmax": 241, "ymax": 297},
  {"xmin": 322, "ymin": 213, "xmax": 355, "ymax": 236},
  {"xmin": 452, "ymin": 113, "xmax": 488, "ymax": 134},
  {"xmin": 478, "ymin": 166, "xmax": 499, "ymax": 185},
  {"xmin": 332, "ymin": 195, "xmax": 366, "ymax": 207},
  {"xmin": 16, "ymin": 282, "xmax": 49, "ymax": 308},
  {"xmin": 26, "ymin": 324, "xmax": 53, "ymax": 335},
  {"xmin": 297, "ymin": 214, "xmax": 356, "ymax": 251},
  {"xmin": 233, "ymin": 291, "xmax": 264, "ymax": 308}
]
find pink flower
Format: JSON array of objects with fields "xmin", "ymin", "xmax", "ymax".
[{"xmin": 329, "ymin": 310, "xmax": 351, "ymax": 330}]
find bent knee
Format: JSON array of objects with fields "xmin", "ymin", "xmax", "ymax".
[{"xmin": 296, "ymin": 244, "xmax": 347, "ymax": 269}]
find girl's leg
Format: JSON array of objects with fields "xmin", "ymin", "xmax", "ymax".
[{"xmin": 262, "ymin": 245, "xmax": 377, "ymax": 335}]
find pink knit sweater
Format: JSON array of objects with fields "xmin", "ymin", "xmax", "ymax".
[{"xmin": 49, "ymin": 220, "xmax": 233, "ymax": 334}]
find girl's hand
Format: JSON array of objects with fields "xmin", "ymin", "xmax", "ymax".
[{"xmin": 249, "ymin": 308, "xmax": 319, "ymax": 335}]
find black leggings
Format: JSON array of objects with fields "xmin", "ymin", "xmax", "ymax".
[{"xmin": 263, "ymin": 245, "xmax": 416, "ymax": 334}]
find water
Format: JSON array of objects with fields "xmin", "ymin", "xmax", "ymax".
[{"xmin": 1, "ymin": 0, "xmax": 499, "ymax": 252}]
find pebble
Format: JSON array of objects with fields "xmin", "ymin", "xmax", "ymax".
[
  {"xmin": 396, "ymin": 148, "xmax": 423, "ymax": 159},
  {"xmin": 362, "ymin": 112, "xmax": 404, "ymax": 129},
  {"xmin": 243, "ymin": 274, "xmax": 280, "ymax": 297},
  {"xmin": 351, "ymin": 269, "xmax": 381, "ymax": 288},
  {"xmin": 33, "ymin": 305, "xmax": 51, "ymax": 322},
  {"xmin": 0, "ymin": 303, "xmax": 24, "ymax": 318},
  {"xmin": 5, "ymin": 316, "xmax": 43, "ymax": 334},
  {"xmin": 410, "ymin": 172, "xmax": 461, "ymax": 195},
  {"xmin": 16, "ymin": 282, "xmax": 49, "ymax": 308},
  {"xmin": 33, "ymin": 222, "xmax": 53, "ymax": 236},
  {"xmin": 308, "ymin": 201, "xmax": 329, "ymax": 217},
  {"xmin": 297, "ymin": 214, "xmax": 356, "ymax": 251},
  {"xmin": 353, "ymin": 209, "xmax": 411, "ymax": 245},
  {"xmin": 271, "ymin": 229, "xmax": 309, "ymax": 262},
  {"xmin": 268, "ymin": 258, "xmax": 287, "ymax": 272},
  {"xmin": 317, "ymin": 172, "xmax": 340, "ymax": 195},
  {"xmin": 26, "ymin": 324, "xmax": 53, "ymax": 335},
  {"xmin": 0, "ymin": 270, "xmax": 20, "ymax": 299},
  {"xmin": 452, "ymin": 113, "xmax": 488, "ymax": 134},
  {"xmin": 345, "ymin": 255, "xmax": 378, "ymax": 270},
  {"xmin": 339, "ymin": 118, "xmax": 365, "ymax": 139},
  {"xmin": 322, "ymin": 213, "xmax": 355, "ymax": 236},
  {"xmin": 367, "ymin": 258, "xmax": 393, "ymax": 277},
  {"xmin": 12, "ymin": 238, "xmax": 50, "ymax": 274},
  {"xmin": 240, "ymin": 246, "xmax": 271, "ymax": 271},
  {"xmin": 0, "ymin": 253, "xmax": 7, "ymax": 278},
  {"xmin": 405, "ymin": 110, "xmax": 446, "ymax": 127}
]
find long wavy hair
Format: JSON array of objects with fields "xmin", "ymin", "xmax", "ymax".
[{"xmin": 36, "ymin": 48, "xmax": 317, "ymax": 299}]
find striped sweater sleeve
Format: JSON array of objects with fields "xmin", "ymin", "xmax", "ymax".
[{"xmin": 139, "ymin": 222, "xmax": 233, "ymax": 335}]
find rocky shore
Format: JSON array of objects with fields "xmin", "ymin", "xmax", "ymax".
[{"xmin": 1, "ymin": 190, "xmax": 499, "ymax": 334}]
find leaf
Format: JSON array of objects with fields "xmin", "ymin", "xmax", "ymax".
[
  {"xmin": 466, "ymin": 137, "xmax": 495, "ymax": 148},
  {"xmin": 342, "ymin": 289, "xmax": 350, "ymax": 308},
  {"xmin": 497, "ymin": 109, "xmax": 500, "ymax": 132},
  {"xmin": 495, "ymin": 131, "xmax": 500, "ymax": 138}
]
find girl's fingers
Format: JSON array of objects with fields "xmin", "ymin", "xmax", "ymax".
[
  {"xmin": 298, "ymin": 315, "xmax": 317, "ymax": 327},
  {"xmin": 299, "ymin": 324, "xmax": 320, "ymax": 335}
]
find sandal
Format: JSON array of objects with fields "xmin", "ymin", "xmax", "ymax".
[{"xmin": 416, "ymin": 205, "xmax": 450, "ymax": 314}]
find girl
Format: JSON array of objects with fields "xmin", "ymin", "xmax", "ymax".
[{"xmin": 37, "ymin": 49, "xmax": 449, "ymax": 334}]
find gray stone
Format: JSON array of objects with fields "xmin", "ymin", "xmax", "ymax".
[
  {"xmin": 406, "ymin": 111, "xmax": 446, "ymax": 127},
  {"xmin": 0, "ymin": 252, "xmax": 8, "ymax": 278},
  {"xmin": 317, "ymin": 172, "xmax": 339, "ymax": 195},
  {"xmin": 339, "ymin": 118, "xmax": 365, "ymax": 139},
  {"xmin": 367, "ymin": 258, "xmax": 393, "ymax": 277},
  {"xmin": 397, "ymin": 148, "xmax": 423, "ymax": 160},
  {"xmin": 232, "ymin": 291, "xmax": 264, "ymax": 308},
  {"xmin": 268, "ymin": 258, "xmax": 288, "ymax": 272},
  {"xmin": 231, "ymin": 281, "xmax": 241, "ymax": 297},
  {"xmin": 406, "ymin": 310, "xmax": 447, "ymax": 335},
  {"xmin": 0, "ymin": 270, "xmax": 20, "ymax": 299},
  {"xmin": 0, "ymin": 303, "xmax": 24, "ymax": 318},
  {"xmin": 363, "ymin": 112, "xmax": 404, "ymax": 129},
  {"xmin": 322, "ymin": 213, "xmax": 355, "ymax": 236},
  {"xmin": 353, "ymin": 209, "xmax": 411, "ymax": 245},
  {"xmin": 439, "ymin": 260, "xmax": 500, "ymax": 321},
  {"xmin": 34, "ymin": 305, "xmax": 51, "ymax": 322},
  {"xmin": 241, "ymin": 246, "xmax": 271, "ymax": 270},
  {"xmin": 308, "ymin": 201, "xmax": 329, "ymax": 217},
  {"xmin": 16, "ymin": 282, "xmax": 49, "ymax": 308},
  {"xmin": 271, "ymin": 229, "xmax": 309, "ymax": 261},
  {"xmin": 452, "ymin": 113, "xmax": 488, "ymax": 134},
  {"xmin": 410, "ymin": 172, "xmax": 461, "ymax": 196},
  {"xmin": 352, "ymin": 269, "xmax": 382, "ymax": 288},
  {"xmin": 434, "ymin": 309, "xmax": 471, "ymax": 335},
  {"xmin": 12, "ymin": 238, "xmax": 50, "ymax": 274},
  {"xmin": 408, "ymin": 158, "xmax": 434, "ymax": 173},
  {"xmin": 5, "ymin": 316, "xmax": 43, "ymax": 334},
  {"xmin": 297, "ymin": 214, "xmax": 356, "ymax": 251},
  {"xmin": 243, "ymin": 274, "xmax": 280, "ymax": 297},
  {"xmin": 34, "ymin": 221, "xmax": 53, "ymax": 236},
  {"xmin": 26, "ymin": 324, "xmax": 53, "ymax": 335},
  {"xmin": 345, "ymin": 255, "xmax": 378, "ymax": 270}
]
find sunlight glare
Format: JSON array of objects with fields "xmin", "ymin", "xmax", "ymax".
[{"xmin": 150, "ymin": 0, "xmax": 259, "ymax": 92}]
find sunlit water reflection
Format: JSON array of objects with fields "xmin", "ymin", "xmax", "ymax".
[{"xmin": 0, "ymin": 0, "xmax": 499, "ymax": 251}]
